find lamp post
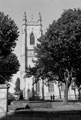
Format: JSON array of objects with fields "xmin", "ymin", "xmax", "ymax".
[
  {"xmin": 24, "ymin": 74, "xmax": 27, "ymax": 99},
  {"xmin": 32, "ymin": 77, "xmax": 35, "ymax": 99}
]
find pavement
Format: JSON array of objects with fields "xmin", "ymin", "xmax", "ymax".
[
  {"xmin": 0, "ymin": 101, "xmax": 81, "ymax": 120},
  {"xmin": 8, "ymin": 100, "xmax": 81, "ymax": 112}
]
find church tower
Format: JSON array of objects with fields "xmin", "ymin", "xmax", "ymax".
[{"xmin": 20, "ymin": 12, "xmax": 42, "ymax": 99}]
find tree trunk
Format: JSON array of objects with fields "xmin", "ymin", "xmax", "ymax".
[
  {"xmin": 42, "ymin": 80, "xmax": 44, "ymax": 100},
  {"xmin": 78, "ymin": 88, "xmax": 81, "ymax": 100},
  {"xmin": 63, "ymin": 81, "xmax": 69, "ymax": 104},
  {"xmin": 32, "ymin": 78, "xmax": 35, "ymax": 99},
  {"xmin": 74, "ymin": 88, "xmax": 76, "ymax": 100},
  {"xmin": 63, "ymin": 69, "xmax": 70, "ymax": 105},
  {"xmin": 59, "ymin": 87, "xmax": 61, "ymax": 99}
]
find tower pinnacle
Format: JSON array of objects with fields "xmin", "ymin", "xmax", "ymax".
[
  {"xmin": 38, "ymin": 12, "xmax": 43, "ymax": 35},
  {"xmin": 23, "ymin": 12, "xmax": 27, "ymax": 26},
  {"xmin": 31, "ymin": 14, "xmax": 34, "ymax": 21},
  {"xmin": 39, "ymin": 12, "xmax": 42, "ymax": 21}
]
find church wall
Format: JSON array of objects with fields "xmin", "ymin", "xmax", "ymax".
[
  {"xmin": 20, "ymin": 13, "xmax": 78, "ymax": 100},
  {"xmin": 20, "ymin": 26, "xmax": 26, "ymax": 90},
  {"xmin": 27, "ymin": 57, "xmax": 35, "ymax": 67},
  {"xmin": 24, "ymin": 77, "xmax": 33, "ymax": 99},
  {"xmin": 43, "ymin": 83, "xmax": 59, "ymax": 100}
]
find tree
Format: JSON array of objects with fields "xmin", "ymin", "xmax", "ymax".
[
  {"xmin": 28, "ymin": 8, "xmax": 81, "ymax": 104},
  {"xmin": 14, "ymin": 77, "xmax": 20, "ymax": 94},
  {"xmin": 0, "ymin": 12, "xmax": 19, "ymax": 56},
  {"xmin": 0, "ymin": 12, "xmax": 20, "ymax": 83},
  {"xmin": 0, "ymin": 53, "xmax": 20, "ymax": 83},
  {"xmin": 14, "ymin": 77, "xmax": 23, "ymax": 100}
]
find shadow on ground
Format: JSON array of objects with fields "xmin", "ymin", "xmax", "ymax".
[{"xmin": 1, "ymin": 109, "xmax": 81, "ymax": 120}]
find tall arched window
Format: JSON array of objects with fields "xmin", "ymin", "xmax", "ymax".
[
  {"xmin": 36, "ymin": 81, "xmax": 40, "ymax": 92},
  {"xmin": 48, "ymin": 82, "xmax": 54, "ymax": 92},
  {"xmin": 30, "ymin": 32, "xmax": 35, "ymax": 45}
]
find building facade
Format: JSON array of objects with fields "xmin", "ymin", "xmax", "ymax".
[{"xmin": 20, "ymin": 12, "xmax": 78, "ymax": 100}]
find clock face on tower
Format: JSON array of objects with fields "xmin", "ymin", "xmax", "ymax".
[{"xmin": 28, "ymin": 50, "xmax": 34, "ymax": 56}]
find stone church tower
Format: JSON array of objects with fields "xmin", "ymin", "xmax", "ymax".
[{"xmin": 20, "ymin": 12, "xmax": 43, "ymax": 99}]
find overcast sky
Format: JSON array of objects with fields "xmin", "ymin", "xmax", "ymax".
[{"xmin": 0, "ymin": 0, "xmax": 81, "ymax": 61}]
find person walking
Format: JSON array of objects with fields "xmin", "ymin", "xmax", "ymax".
[
  {"xmin": 50, "ymin": 95, "xmax": 52, "ymax": 101},
  {"xmin": 53, "ymin": 94, "xmax": 55, "ymax": 101}
]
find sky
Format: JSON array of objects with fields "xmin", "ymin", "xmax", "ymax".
[{"xmin": 0, "ymin": 0, "xmax": 81, "ymax": 91}]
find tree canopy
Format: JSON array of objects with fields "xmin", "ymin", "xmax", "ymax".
[
  {"xmin": 0, "ymin": 12, "xmax": 20, "ymax": 83},
  {"xmin": 27, "ymin": 8, "xmax": 81, "ymax": 103},
  {"xmin": 29, "ymin": 9, "xmax": 81, "ymax": 84},
  {"xmin": 0, "ymin": 53, "xmax": 20, "ymax": 83},
  {"xmin": 0, "ymin": 12, "xmax": 19, "ymax": 56}
]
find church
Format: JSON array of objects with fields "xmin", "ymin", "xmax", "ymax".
[{"xmin": 20, "ymin": 12, "xmax": 78, "ymax": 100}]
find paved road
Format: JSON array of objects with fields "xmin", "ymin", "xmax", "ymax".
[
  {"xmin": 0, "ymin": 101, "xmax": 81, "ymax": 120},
  {"xmin": 8, "ymin": 101, "xmax": 81, "ymax": 112}
]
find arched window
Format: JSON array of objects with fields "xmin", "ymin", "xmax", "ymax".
[
  {"xmin": 30, "ymin": 32, "xmax": 35, "ymax": 45},
  {"xmin": 48, "ymin": 82, "xmax": 54, "ymax": 92},
  {"xmin": 36, "ymin": 81, "xmax": 40, "ymax": 92}
]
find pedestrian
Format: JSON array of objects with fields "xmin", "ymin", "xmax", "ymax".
[
  {"xmin": 50, "ymin": 95, "xmax": 52, "ymax": 101},
  {"xmin": 53, "ymin": 94, "xmax": 55, "ymax": 101}
]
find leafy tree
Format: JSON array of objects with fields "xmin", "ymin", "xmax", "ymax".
[
  {"xmin": 0, "ymin": 53, "xmax": 20, "ymax": 83},
  {"xmin": 14, "ymin": 78, "xmax": 24, "ymax": 100},
  {"xmin": 27, "ymin": 8, "xmax": 81, "ymax": 104},
  {"xmin": 0, "ymin": 12, "xmax": 19, "ymax": 83},
  {"xmin": 14, "ymin": 77, "xmax": 20, "ymax": 94},
  {"xmin": 0, "ymin": 12, "xmax": 19, "ymax": 56}
]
